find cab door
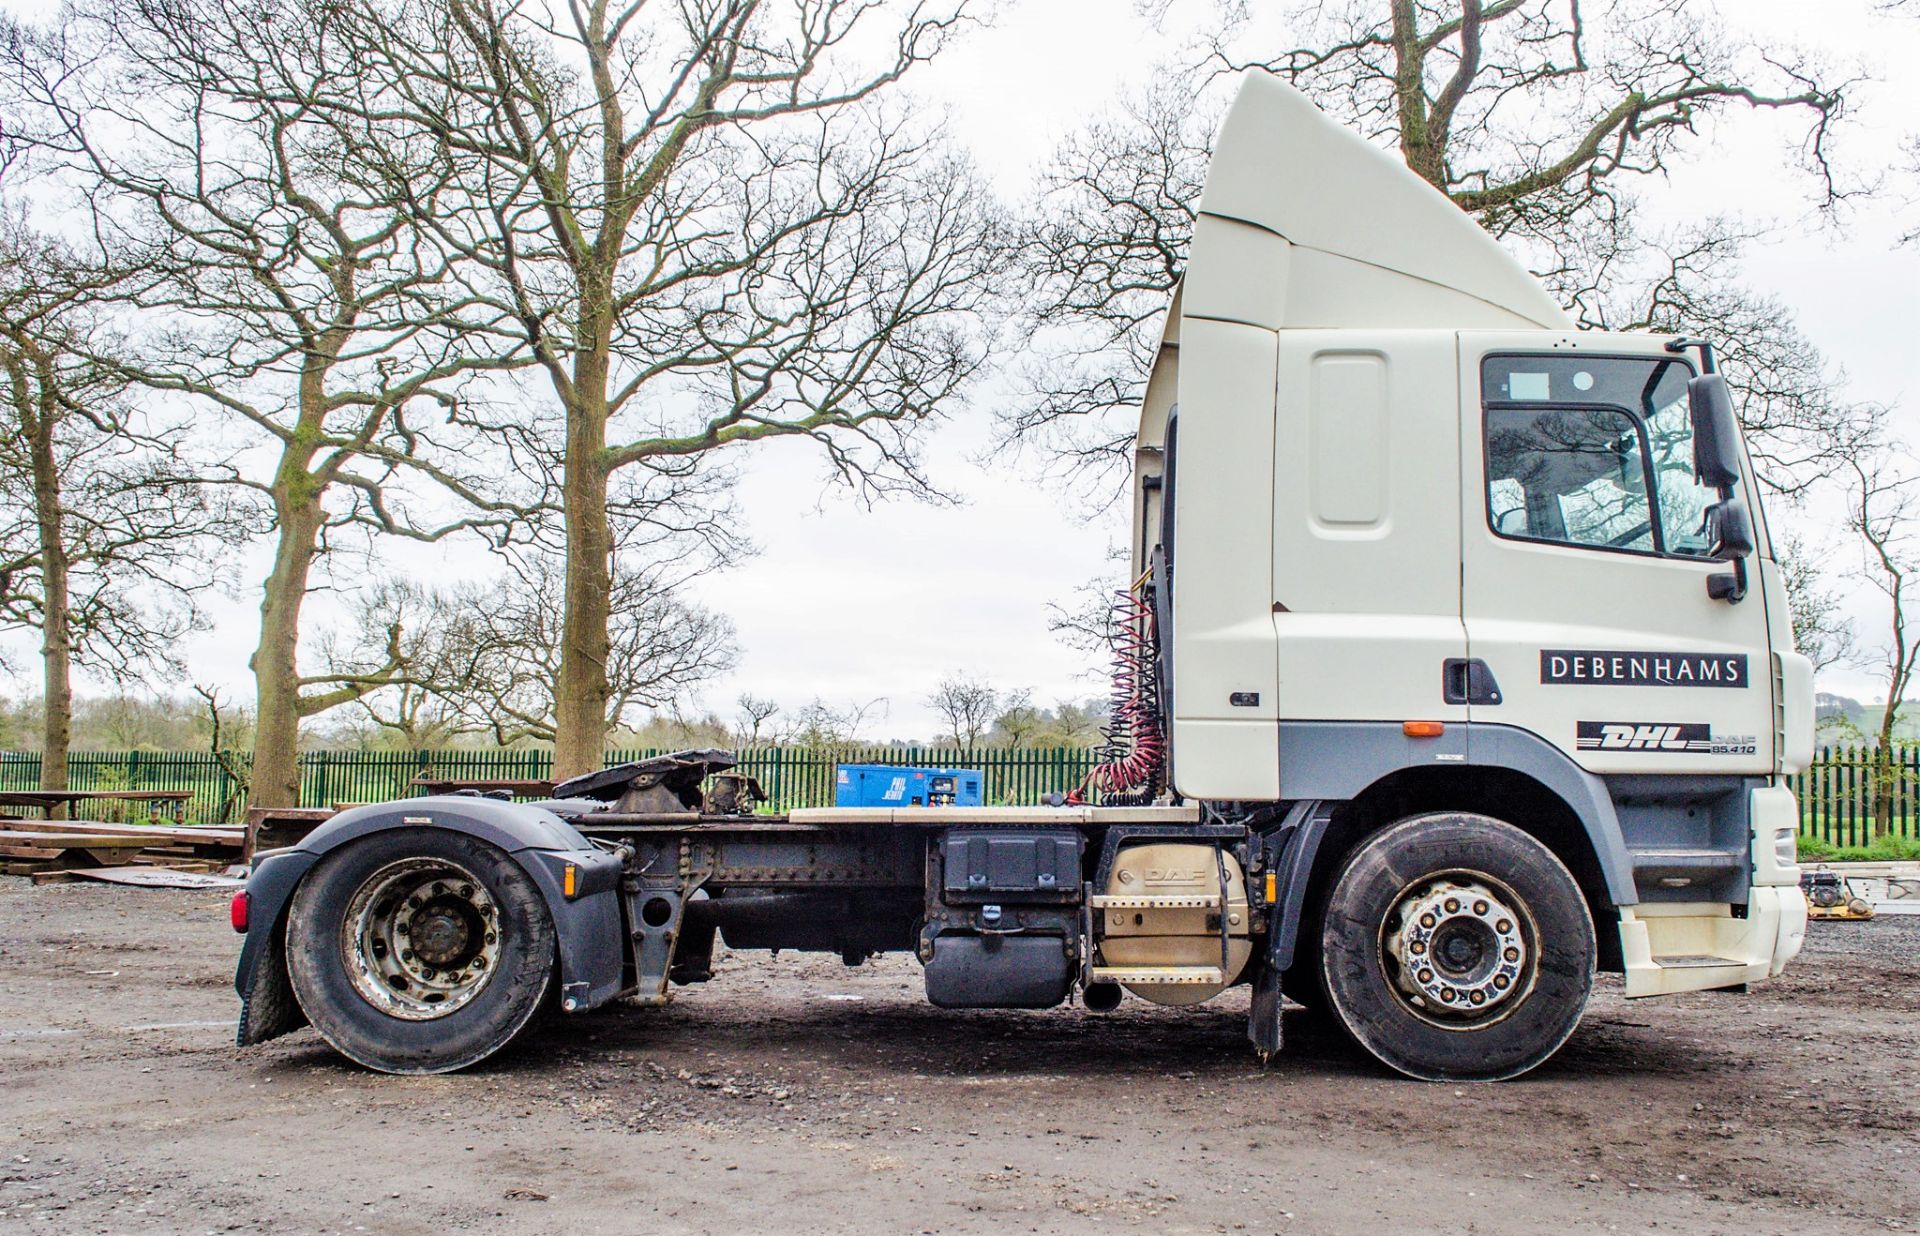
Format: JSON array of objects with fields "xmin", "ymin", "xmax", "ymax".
[{"xmin": 1458, "ymin": 333, "xmax": 1775, "ymax": 775}]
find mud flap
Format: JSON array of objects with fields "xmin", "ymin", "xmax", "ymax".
[
  {"xmin": 236, "ymin": 926, "xmax": 307, "ymax": 1046},
  {"xmin": 1247, "ymin": 964, "xmax": 1282, "ymax": 1057}
]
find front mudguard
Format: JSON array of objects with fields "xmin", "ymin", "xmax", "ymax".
[{"xmin": 234, "ymin": 797, "xmax": 626, "ymax": 1047}]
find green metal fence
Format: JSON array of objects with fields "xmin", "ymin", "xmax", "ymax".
[
  {"xmin": 1785, "ymin": 745, "xmax": 1920, "ymax": 848},
  {"xmin": 0, "ymin": 744, "xmax": 1904, "ymax": 841},
  {"xmin": 0, "ymin": 746, "xmax": 1104, "ymax": 824}
]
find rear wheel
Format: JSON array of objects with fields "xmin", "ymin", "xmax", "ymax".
[
  {"xmin": 1320, "ymin": 812, "xmax": 1594, "ymax": 1081},
  {"xmin": 287, "ymin": 830, "xmax": 555, "ymax": 1074}
]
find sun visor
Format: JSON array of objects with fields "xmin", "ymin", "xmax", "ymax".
[{"xmin": 1184, "ymin": 72, "xmax": 1572, "ymax": 333}]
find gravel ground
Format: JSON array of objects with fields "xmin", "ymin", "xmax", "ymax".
[
  {"xmin": 2, "ymin": 878, "xmax": 1916, "ymax": 1234},
  {"xmin": 1797, "ymin": 911, "xmax": 1919, "ymax": 961}
]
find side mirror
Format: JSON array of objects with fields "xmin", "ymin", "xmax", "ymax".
[
  {"xmin": 1687, "ymin": 374, "xmax": 1742, "ymax": 490},
  {"xmin": 1706, "ymin": 495, "xmax": 1755, "ymax": 562}
]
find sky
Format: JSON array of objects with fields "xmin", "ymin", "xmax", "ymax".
[{"xmin": 16, "ymin": 0, "xmax": 1920, "ymax": 735}]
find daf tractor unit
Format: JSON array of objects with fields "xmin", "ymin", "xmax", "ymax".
[{"xmin": 231, "ymin": 72, "xmax": 1813, "ymax": 1082}]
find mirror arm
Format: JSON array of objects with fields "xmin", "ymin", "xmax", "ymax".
[
  {"xmin": 1666, "ymin": 336, "xmax": 1719, "ymax": 374},
  {"xmin": 1708, "ymin": 556, "xmax": 1747, "ymax": 604}
]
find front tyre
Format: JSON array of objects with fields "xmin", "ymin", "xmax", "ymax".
[
  {"xmin": 286, "ymin": 831, "xmax": 556, "ymax": 1074},
  {"xmin": 1320, "ymin": 812, "xmax": 1594, "ymax": 1082}
]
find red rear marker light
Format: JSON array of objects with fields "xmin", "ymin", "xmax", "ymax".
[{"xmin": 229, "ymin": 892, "xmax": 250, "ymax": 934}]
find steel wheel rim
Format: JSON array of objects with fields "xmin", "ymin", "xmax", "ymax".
[
  {"xmin": 1379, "ymin": 868, "xmax": 1537, "ymax": 1031},
  {"xmin": 341, "ymin": 857, "xmax": 502, "ymax": 1021}
]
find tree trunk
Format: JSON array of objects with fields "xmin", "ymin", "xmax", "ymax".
[
  {"xmin": 1875, "ymin": 703, "xmax": 1900, "ymax": 840},
  {"xmin": 553, "ymin": 378, "xmax": 613, "ymax": 779},
  {"xmin": 247, "ymin": 462, "xmax": 324, "ymax": 809},
  {"xmin": 24, "ymin": 377, "xmax": 70, "ymax": 813}
]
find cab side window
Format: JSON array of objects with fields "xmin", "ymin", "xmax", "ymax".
[
  {"xmin": 1482, "ymin": 354, "xmax": 1707, "ymax": 557},
  {"xmin": 1486, "ymin": 407, "xmax": 1654, "ymax": 551}
]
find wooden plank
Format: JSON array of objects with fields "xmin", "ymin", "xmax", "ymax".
[
  {"xmin": 0, "ymin": 831, "xmax": 150, "ymax": 848},
  {"xmin": 0, "ymin": 843, "xmax": 64, "ymax": 860},
  {"xmin": 0, "ymin": 819, "xmax": 242, "ymax": 845}
]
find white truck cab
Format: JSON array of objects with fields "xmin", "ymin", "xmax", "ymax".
[
  {"xmin": 1130, "ymin": 73, "xmax": 1810, "ymax": 1049},
  {"xmin": 235, "ymin": 71, "xmax": 1813, "ymax": 1087}
]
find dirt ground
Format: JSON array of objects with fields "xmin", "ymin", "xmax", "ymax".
[{"xmin": 1, "ymin": 880, "xmax": 1915, "ymax": 1235}]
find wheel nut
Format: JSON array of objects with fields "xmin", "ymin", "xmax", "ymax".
[
  {"xmin": 401, "ymin": 949, "xmax": 414, "ymax": 961},
  {"xmin": 1494, "ymin": 974, "xmax": 1510, "ymax": 990},
  {"xmin": 1504, "ymin": 947, "xmax": 1520, "ymax": 962},
  {"xmin": 1444, "ymin": 898, "xmax": 1460, "ymax": 913},
  {"xmin": 1496, "ymin": 919, "xmax": 1512, "ymax": 934},
  {"xmin": 1418, "ymin": 968, "xmax": 1434, "ymax": 984},
  {"xmin": 1421, "ymin": 913, "xmax": 1436, "ymax": 928},
  {"xmin": 1410, "ymin": 941, "xmax": 1426, "ymax": 955},
  {"xmin": 1439, "ymin": 988, "xmax": 1457, "ymax": 1002},
  {"xmin": 1473, "ymin": 900, "xmax": 1489, "ymax": 915},
  {"xmin": 1469, "ymin": 990, "xmax": 1485, "ymax": 1005},
  {"xmin": 459, "ymin": 884, "xmax": 473, "ymax": 898}
]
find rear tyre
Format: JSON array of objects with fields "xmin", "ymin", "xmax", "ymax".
[
  {"xmin": 287, "ymin": 830, "xmax": 556, "ymax": 1074},
  {"xmin": 1320, "ymin": 812, "xmax": 1594, "ymax": 1082}
]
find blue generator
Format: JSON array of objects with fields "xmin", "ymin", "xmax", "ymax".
[{"xmin": 835, "ymin": 764, "xmax": 984, "ymax": 808}]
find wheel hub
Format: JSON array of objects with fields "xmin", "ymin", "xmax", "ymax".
[
  {"xmin": 343, "ymin": 860, "xmax": 502, "ymax": 1020},
  {"xmin": 1384, "ymin": 877, "xmax": 1529, "ymax": 1020}
]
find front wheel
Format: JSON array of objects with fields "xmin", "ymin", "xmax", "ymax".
[
  {"xmin": 286, "ymin": 830, "xmax": 556, "ymax": 1074},
  {"xmin": 1320, "ymin": 812, "xmax": 1594, "ymax": 1081}
]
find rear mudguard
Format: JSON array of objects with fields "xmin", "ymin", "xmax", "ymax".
[{"xmin": 234, "ymin": 796, "xmax": 625, "ymax": 1046}]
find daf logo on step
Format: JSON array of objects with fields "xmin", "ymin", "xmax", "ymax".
[{"xmin": 1541, "ymin": 649, "xmax": 1747, "ymax": 688}]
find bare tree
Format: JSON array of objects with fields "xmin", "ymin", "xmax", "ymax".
[
  {"xmin": 1, "ymin": 0, "xmax": 539, "ymax": 806},
  {"xmin": 1777, "ymin": 533, "xmax": 1855, "ymax": 678},
  {"xmin": 783, "ymin": 696, "xmax": 887, "ymax": 747},
  {"xmin": 1010, "ymin": 1, "xmax": 1853, "ymax": 505},
  {"xmin": 347, "ymin": 0, "xmax": 1008, "ymax": 777},
  {"xmin": 194, "ymin": 684, "xmax": 253, "ymax": 822},
  {"xmin": 1572, "ymin": 223, "xmax": 1884, "ymax": 499},
  {"xmin": 734, "ymin": 694, "xmax": 782, "ymax": 747},
  {"xmin": 1220, "ymin": 2, "xmax": 1843, "ymax": 235},
  {"xmin": 926, "ymin": 671, "xmax": 998, "ymax": 752},
  {"xmin": 333, "ymin": 557, "xmax": 737, "ymax": 749},
  {"xmin": 1846, "ymin": 447, "xmax": 1920, "ymax": 838},
  {"xmin": 320, "ymin": 582, "xmax": 486, "ymax": 749},
  {"xmin": 0, "ymin": 223, "xmax": 246, "ymax": 799},
  {"xmin": 989, "ymin": 687, "xmax": 1042, "ymax": 748}
]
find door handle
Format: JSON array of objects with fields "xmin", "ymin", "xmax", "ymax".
[{"xmin": 1443, "ymin": 658, "xmax": 1502, "ymax": 706}]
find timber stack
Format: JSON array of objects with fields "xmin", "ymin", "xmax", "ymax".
[{"xmin": 0, "ymin": 819, "xmax": 245, "ymax": 883}]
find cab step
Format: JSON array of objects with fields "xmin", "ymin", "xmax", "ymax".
[
  {"xmin": 1088, "ymin": 894, "xmax": 1222, "ymax": 910},
  {"xmin": 1088, "ymin": 964, "xmax": 1227, "ymax": 985},
  {"xmin": 1651, "ymin": 954, "xmax": 1748, "ymax": 969}
]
